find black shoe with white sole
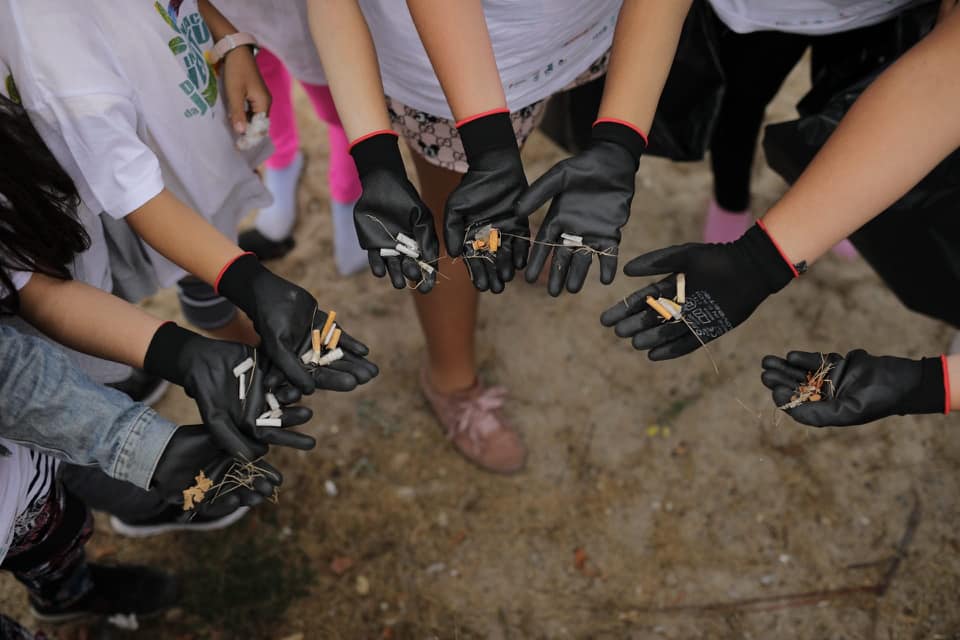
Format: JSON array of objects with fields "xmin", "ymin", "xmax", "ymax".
[
  {"xmin": 107, "ymin": 369, "xmax": 170, "ymax": 406},
  {"xmin": 110, "ymin": 504, "xmax": 249, "ymax": 538},
  {"xmin": 30, "ymin": 564, "xmax": 178, "ymax": 628}
]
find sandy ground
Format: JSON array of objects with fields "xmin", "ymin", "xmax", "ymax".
[{"xmin": 3, "ymin": 61, "xmax": 960, "ymax": 639}]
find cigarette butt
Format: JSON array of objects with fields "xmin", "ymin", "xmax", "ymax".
[
  {"xmin": 328, "ymin": 328, "xmax": 342, "ymax": 351},
  {"xmin": 323, "ymin": 322, "xmax": 337, "ymax": 346},
  {"xmin": 239, "ymin": 373, "xmax": 247, "ymax": 401},
  {"xmin": 659, "ymin": 298, "xmax": 682, "ymax": 320},
  {"xmin": 269, "ymin": 408, "xmax": 283, "ymax": 419},
  {"xmin": 489, "ymin": 229, "xmax": 500, "ymax": 252},
  {"xmin": 396, "ymin": 233, "xmax": 418, "ymax": 250},
  {"xmin": 258, "ymin": 411, "xmax": 272, "ymax": 420},
  {"xmin": 266, "ymin": 393, "xmax": 280, "ymax": 411},
  {"xmin": 255, "ymin": 418, "xmax": 282, "ymax": 427},
  {"xmin": 472, "ymin": 239, "xmax": 487, "ymax": 252},
  {"xmin": 312, "ymin": 329, "xmax": 322, "ymax": 353},
  {"xmin": 232, "ymin": 357, "xmax": 254, "ymax": 378},
  {"xmin": 646, "ymin": 296, "xmax": 673, "ymax": 321},
  {"xmin": 301, "ymin": 349, "xmax": 314, "ymax": 364},
  {"xmin": 380, "ymin": 248, "xmax": 400, "ymax": 258},
  {"xmin": 561, "ymin": 233, "xmax": 584, "ymax": 247},
  {"xmin": 395, "ymin": 243, "xmax": 420, "ymax": 259},
  {"xmin": 315, "ymin": 347, "xmax": 344, "ymax": 367},
  {"xmin": 418, "ymin": 260, "xmax": 435, "ymax": 275},
  {"xmin": 320, "ymin": 312, "xmax": 336, "ymax": 345},
  {"xmin": 676, "ymin": 273, "xmax": 686, "ymax": 305}
]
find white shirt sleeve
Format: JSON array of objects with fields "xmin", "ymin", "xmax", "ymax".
[
  {"xmin": 28, "ymin": 94, "xmax": 165, "ymax": 219},
  {"xmin": 0, "ymin": 269, "xmax": 32, "ymax": 301}
]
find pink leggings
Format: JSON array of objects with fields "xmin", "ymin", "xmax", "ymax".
[{"xmin": 256, "ymin": 48, "xmax": 361, "ymax": 203}]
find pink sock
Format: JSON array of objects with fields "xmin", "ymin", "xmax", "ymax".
[{"xmin": 703, "ymin": 200, "xmax": 753, "ymax": 244}]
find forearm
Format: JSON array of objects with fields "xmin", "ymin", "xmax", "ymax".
[
  {"xmin": 18, "ymin": 274, "xmax": 163, "ymax": 369},
  {"xmin": 126, "ymin": 188, "xmax": 243, "ymax": 288},
  {"xmin": 762, "ymin": 8, "xmax": 960, "ymax": 265},
  {"xmin": 0, "ymin": 325, "xmax": 175, "ymax": 489},
  {"xmin": 198, "ymin": 0, "xmax": 241, "ymax": 41},
  {"xmin": 405, "ymin": 0, "xmax": 506, "ymax": 120},
  {"xmin": 308, "ymin": 0, "xmax": 392, "ymax": 140},
  {"xmin": 597, "ymin": 0, "xmax": 692, "ymax": 133}
]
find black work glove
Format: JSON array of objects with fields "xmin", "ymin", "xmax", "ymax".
[
  {"xmin": 351, "ymin": 131, "xmax": 439, "ymax": 292},
  {"xmin": 218, "ymin": 253, "xmax": 372, "ymax": 393},
  {"xmin": 761, "ymin": 350, "xmax": 949, "ymax": 427},
  {"xmin": 151, "ymin": 424, "xmax": 283, "ymax": 518},
  {"xmin": 600, "ymin": 224, "xmax": 800, "ymax": 360},
  {"xmin": 444, "ymin": 110, "xmax": 529, "ymax": 293},
  {"xmin": 144, "ymin": 322, "xmax": 315, "ymax": 460},
  {"xmin": 280, "ymin": 311, "xmax": 380, "ymax": 392},
  {"xmin": 518, "ymin": 119, "xmax": 646, "ymax": 296}
]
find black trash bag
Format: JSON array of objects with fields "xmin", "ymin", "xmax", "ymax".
[
  {"xmin": 538, "ymin": 0, "xmax": 724, "ymax": 161},
  {"xmin": 763, "ymin": 4, "xmax": 960, "ymax": 329}
]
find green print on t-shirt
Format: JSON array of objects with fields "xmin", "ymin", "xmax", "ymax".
[
  {"xmin": 154, "ymin": 1, "xmax": 218, "ymax": 118},
  {"xmin": 3, "ymin": 74, "xmax": 20, "ymax": 105}
]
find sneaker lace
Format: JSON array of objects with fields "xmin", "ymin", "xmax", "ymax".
[{"xmin": 450, "ymin": 386, "xmax": 508, "ymax": 447}]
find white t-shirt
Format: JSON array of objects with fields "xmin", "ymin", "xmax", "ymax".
[
  {"xmin": 216, "ymin": 0, "xmax": 327, "ymax": 86},
  {"xmin": 707, "ymin": 0, "xmax": 926, "ymax": 34},
  {"xmin": 0, "ymin": 0, "xmax": 271, "ymax": 288},
  {"xmin": 0, "ymin": 441, "xmax": 55, "ymax": 564},
  {"xmin": 359, "ymin": 0, "xmax": 622, "ymax": 119}
]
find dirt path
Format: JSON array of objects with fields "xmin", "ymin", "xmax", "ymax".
[{"xmin": 3, "ymin": 61, "xmax": 959, "ymax": 640}]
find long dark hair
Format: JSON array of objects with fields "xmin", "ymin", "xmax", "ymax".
[{"xmin": 0, "ymin": 93, "xmax": 89, "ymax": 314}]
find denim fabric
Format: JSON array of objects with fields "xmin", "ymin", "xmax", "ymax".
[{"xmin": 0, "ymin": 325, "xmax": 176, "ymax": 489}]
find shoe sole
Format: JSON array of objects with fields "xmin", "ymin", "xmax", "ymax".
[
  {"xmin": 109, "ymin": 507, "xmax": 249, "ymax": 538},
  {"xmin": 30, "ymin": 606, "xmax": 167, "ymax": 625}
]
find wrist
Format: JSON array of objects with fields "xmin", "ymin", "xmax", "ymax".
[
  {"xmin": 215, "ymin": 252, "xmax": 264, "ymax": 315},
  {"xmin": 143, "ymin": 322, "xmax": 199, "ymax": 386},
  {"xmin": 456, "ymin": 109, "xmax": 516, "ymax": 160},
  {"xmin": 901, "ymin": 356, "xmax": 949, "ymax": 415},
  {"xmin": 738, "ymin": 224, "xmax": 800, "ymax": 294},
  {"xmin": 349, "ymin": 130, "xmax": 405, "ymax": 178},
  {"xmin": 209, "ymin": 32, "xmax": 258, "ymax": 66},
  {"xmin": 754, "ymin": 219, "xmax": 807, "ymax": 278},
  {"xmin": 591, "ymin": 118, "xmax": 647, "ymax": 166}
]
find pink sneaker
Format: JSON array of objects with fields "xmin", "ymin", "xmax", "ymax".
[
  {"xmin": 420, "ymin": 368, "xmax": 527, "ymax": 474},
  {"xmin": 703, "ymin": 200, "xmax": 752, "ymax": 244},
  {"xmin": 830, "ymin": 238, "xmax": 858, "ymax": 260}
]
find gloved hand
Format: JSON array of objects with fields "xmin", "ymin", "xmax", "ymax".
[
  {"xmin": 518, "ymin": 119, "xmax": 646, "ymax": 296},
  {"xmin": 144, "ymin": 322, "xmax": 315, "ymax": 460},
  {"xmin": 151, "ymin": 424, "xmax": 283, "ymax": 518},
  {"xmin": 217, "ymin": 253, "xmax": 372, "ymax": 393},
  {"xmin": 351, "ymin": 131, "xmax": 439, "ymax": 292},
  {"xmin": 761, "ymin": 350, "xmax": 949, "ymax": 427},
  {"xmin": 278, "ymin": 310, "xmax": 380, "ymax": 392},
  {"xmin": 444, "ymin": 109, "xmax": 529, "ymax": 293},
  {"xmin": 600, "ymin": 223, "xmax": 800, "ymax": 360}
]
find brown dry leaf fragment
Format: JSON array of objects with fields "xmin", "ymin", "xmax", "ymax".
[
  {"xmin": 182, "ymin": 470, "xmax": 213, "ymax": 511},
  {"xmin": 574, "ymin": 547, "xmax": 588, "ymax": 571},
  {"xmin": 330, "ymin": 556, "xmax": 355, "ymax": 576}
]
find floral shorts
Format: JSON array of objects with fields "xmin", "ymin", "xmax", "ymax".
[{"xmin": 386, "ymin": 51, "xmax": 610, "ymax": 174}]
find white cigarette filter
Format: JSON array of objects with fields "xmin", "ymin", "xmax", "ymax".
[
  {"xmin": 396, "ymin": 233, "xmax": 419, "ymax": 250},
  {"xmin": 232, "ymin": 357, "xmax": 254, "ymax": 378},
  {"xmin": 238, "ymin": 373, "xmax": 247, "ymax": 400},
  {"xmin": 322, "ymin": 322, "xmax": 337, "ymax": 346},
  {"xmin": 255, "ymin": 418, "xmax": 282, "ymax": 428},
  {"xmin": 395, "ymin": 243, "xmax": 420, "ymax": 259},
  {"xmin": 417, "ymin": 260, "xmax": 436, "ymax": 275},
  {"xmin": 676, "ymin": 273, "xmax": 686, "ymax": 305},
  {"xmin": 380, "ymin": 248, "xmax": 400, "ymax": 257},
  {"xmin": 269, "ymin": 409, "xmax": 283, "ymax": 420},
  {"xmin": 266, "ymin": 393, "xmax": 280, "ymax": 411},
  {"xmin": 314, "ymin": 347, "xmax": 345, "ymax": 366},
  {"xmin": 301, "ymin": 349, "xmax": 315, "ymax": 365},
  {"xmin": 658, "ymin": 297, "xmax": 683, "ymax": 320},
  {"xmin": 561, "ymin": 233, "xmax": 584, "ymax": 247}
]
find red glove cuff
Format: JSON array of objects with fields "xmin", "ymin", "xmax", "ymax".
[
  {"xmin": 942, "ymin": 354, "xmax": 952, "ymax": 414},
  {"xmin": 755, "ymin": 218, "xmax": 804, "ymax": 278},
  {"xmin": 214, "ymin": 252, "xmax": 256, "ymax": 295}
]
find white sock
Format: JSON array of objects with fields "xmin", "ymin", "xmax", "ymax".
[
  {"xmin": 331, "ymin": 198, "xmax": 368, "ymax": 276},
  {"xmin": 255, "ymin": 152, "xmax": 304, "ymax": 241}
]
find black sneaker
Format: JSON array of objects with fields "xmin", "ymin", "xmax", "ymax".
[
  {"xmin": 110, "ymin": 504, "xmax": 249, "ymax": 538},
  {"xmin": 107, "ymin": 369, "xmax": 170, "ymax": 406},
  {"xmin": 30, "ymin": 564, "xmax": 178, "ymax": 627},
  {"xmin": 239, "ymin": 228, "xmax": 295, "ymax": 261}
]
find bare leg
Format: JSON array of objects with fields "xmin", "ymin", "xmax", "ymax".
[{"xmin": 409, "ymin": 152, "xmax": 478, "ymax": 393}]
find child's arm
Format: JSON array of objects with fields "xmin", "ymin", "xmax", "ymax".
[
  {"xmin": 197, "ymin": 0, "xmax": 270, "ymax": 133},
  {"xmin": 761, "ymin": 6, "xmax": 960, "ymax": 266},
  {"xmin": 307, "ymin": 0, "xmax": 441, "ymax": 292}
]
